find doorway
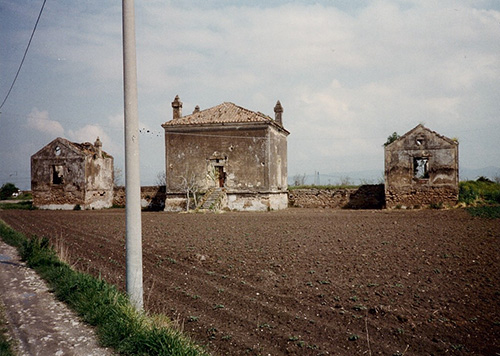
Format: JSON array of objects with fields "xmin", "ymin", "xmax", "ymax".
[{"xmin": 216, "ymin": 166, "xmax": 226, "ymax": 187}]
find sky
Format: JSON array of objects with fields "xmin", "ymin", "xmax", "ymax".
[{"xmin": 1, "ymin": 0, "xmax": 499, "ymax": 190}]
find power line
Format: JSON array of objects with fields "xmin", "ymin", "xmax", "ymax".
[{"xmin": 0, "ymin": 0, "xmax": 47, "ymax": 111}]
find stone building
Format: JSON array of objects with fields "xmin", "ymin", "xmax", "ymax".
[
  {"xmin": 31, "ymin": 137, "xmax": 114, "ymax": 210},
  {"xmin": 162, "ymin": 96, "xmax": 289, "ymax": 211},
  {"xmin": 384, "ymin": 124, "xmax": 459, "ymax": 208}
]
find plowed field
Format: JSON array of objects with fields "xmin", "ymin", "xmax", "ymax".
[{"xmin": 0, "ymin": 208, "xmax": 498, "ymax": 355}]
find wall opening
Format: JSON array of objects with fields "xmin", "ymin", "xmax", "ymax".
[
  {"xmin": 216, "ymin": 166, "xmax": 226, "ymax": 187},
  {"xmin": 413, "ymin": 157, "xmax": 429, "ymax": 179},
  {"xmin": 52, "ymin": 165, "xmax": 64, "ymax": 184}
]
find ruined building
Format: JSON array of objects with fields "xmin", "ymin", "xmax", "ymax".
[
  {"xmin": 31, "ymin": 137, "xmax": 114, "ymax": 210},
  {"xmin": 162, "ymin": 96, "xmax": 289, "ymax": 211},
  {"xmin": 384, "ymin": 124, "xmax": 459, "ymax": 208}
]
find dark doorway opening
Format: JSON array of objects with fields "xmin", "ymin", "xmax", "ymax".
[{"xmin": 216, "ymin": 166, "xmax": 226, "ymax": 187}]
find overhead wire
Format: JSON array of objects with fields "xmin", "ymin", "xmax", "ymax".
[{"xmin": 0, "ymin": 0, "xmax": 47, "ymax": 111}]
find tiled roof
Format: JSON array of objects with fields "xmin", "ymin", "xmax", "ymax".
[{"xmin": 163, "ymin": 102, "xmax": 277, "ymax": 127}]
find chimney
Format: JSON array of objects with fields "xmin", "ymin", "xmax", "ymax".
[
  {"xmin": 172, "ymin": 95, "xmax": 183, "ymax": 120},
  {"xmin": 274, "ymin": 100, "xmax": 283, "ymax": 126},
  {"xmin": 193, "ymin": 105, "xmax": 200, "ymax": 114},
  {"xmin": 94, "ymin": 136, "xmax": 102, "ymax": 157}
]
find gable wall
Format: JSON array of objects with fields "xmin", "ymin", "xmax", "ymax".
[{"xmin": 384, "ymin": 127, "xmax": 458, "ymax": 208}]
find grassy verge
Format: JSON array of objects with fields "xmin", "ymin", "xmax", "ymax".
[
  {"xmin": 459, "ymin": 178, "xmax": 500, "ymax": 219},
  {"xmin": 465, "ymin": 206, "xmax": 500, "ymax": 219},
  {"xmin": 0, "ymin": 201, "xmax": 34, "ymax": 210},
  {"xmin": 0, "ymin": 221, "xmax": 209, "ymax": 356}
]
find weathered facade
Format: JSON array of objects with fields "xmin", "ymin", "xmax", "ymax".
[
  {"xmin": 384, "ymin": 124, "xmax": 459, "ymax": 208},
  {"xmin": 162, "ymin": 96, "xmax": 289, "ymax": 211},
  {"xmin": 31, "ymin": 137, "xmax": 114, "ymax": 210}
]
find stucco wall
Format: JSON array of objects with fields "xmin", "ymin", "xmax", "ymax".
[{"xmin": 165, "ymin": 125, "xmax": 271, "ymax": 194}]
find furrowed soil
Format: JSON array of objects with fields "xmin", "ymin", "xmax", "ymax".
[{"xmin": 0, "ymin": 208, "xmax": 498, "ymax": 355}]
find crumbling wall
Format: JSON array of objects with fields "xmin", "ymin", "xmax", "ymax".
[
  {"xmin": 31, "ymin": 146, "xmax": 86, "ymax": 209},
  {"xmin": 84, "ymin": 155, "xmax": 114, "ymax": 209},
  {"xmin": 384, "ymin": 125, "xmax": 459, "ymax": 209},
  {"xmin": 288, "ymin": 185, "xmax": 385, "ymax": 209},
  {"xmin": 31, "ymin": 137, "xmax": 114, "ymax": 210},
  {"xmin": 385, "ymin": 186, "xmax": 458, "ymax": 209},
  {"xmin": 113, "ymin": 186, "xmax": 166, "ymax": 210}
]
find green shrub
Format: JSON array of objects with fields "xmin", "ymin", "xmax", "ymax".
[
  {"xmin": 459, "ymin": 179, "xmax": 500, "ymax": 205},
  {"xmin": 0, "ymin": 183, "xmax": 18, "ymax": 200}
]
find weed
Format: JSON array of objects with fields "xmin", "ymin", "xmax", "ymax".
[
  {"xmin": 213, "ymin": 304, "xmax": 224, "ymax": 310},
  {"xmin": 188, "ymin": 316, "xmax": 199, "ymax": 322},
  {"xmin": 288, "ymin": 336, "xmax": 299, "ymax": 341},
  {"xmin": 429, "ymin": 201, "xmax": 443, "ymax": 209},
  {"xmin": 348, "ymin": 334, "xmax": 359, "ymax": 341},
  {"xmin": 258, "ymin": 323, "xmax": 272, "ymax": 329},
  {"xmin": 318, "ymin": 280, "xmax": 331, "ymax": 285},
  {"xmin": 350, "ymin": 296, "xmax": 359, "ymax": 302},
  {"xmin": 353, "ymin": 305, "xmax": 367, "ymax": 311}
]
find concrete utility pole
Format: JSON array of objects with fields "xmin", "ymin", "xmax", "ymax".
[{"xmin": 122, "ymin": 0, "xmax": 143, "ymax": 310}]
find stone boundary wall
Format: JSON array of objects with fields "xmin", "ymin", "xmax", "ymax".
[
  {"xmin": 113, "ymin": 186, "xmax": 166, "ymax": 210},
  {"xmin": 288, "ymin": 185, "xmax": 385, "ymax": 209},
  {"xmin": 385, "ymin": 186, "xmax": 458, "ymax": 209},
  {"xmin": 113, "ymin": 185, "xmax": 386, "ymax": 210}
]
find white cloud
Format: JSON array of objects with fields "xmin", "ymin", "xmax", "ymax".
[{"xmin": 26, "ymin": 108, "xmax": 64, "ymax": 136}]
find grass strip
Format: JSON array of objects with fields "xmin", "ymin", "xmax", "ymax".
[
  {"xmin": 465, "ymin": 205, "xmax": 500, "ymax": 219},
  {"xmin": 0, "ymin": 221, "xmax": 209, "ymax": 356}
]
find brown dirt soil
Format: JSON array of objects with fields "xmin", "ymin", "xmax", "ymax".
[{"xmin": 0, "ymin": 208, "xmax": 499, "ymax": 356}]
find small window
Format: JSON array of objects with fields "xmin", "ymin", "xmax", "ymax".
[
  {"xmin": 52, "ymin": 165, "xmax": 64, "ymax": 184},
  {"xmin": 55, "ymin": 146, "xmax": 61, "ymax": 156},
  {"xmin": 413, "ymin": 157, "xmax": 429, "ymax": 179}
]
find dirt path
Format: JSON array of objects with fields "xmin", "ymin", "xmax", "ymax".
[{"xmin": 0, "ymin": 240, "xmax": 114, "ymax": 356}]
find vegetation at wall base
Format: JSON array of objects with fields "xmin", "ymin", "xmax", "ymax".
[
  {"xmin": 459, "ymin": 177, "xmax": 500, "ymax": 219},
  {"xmin": 0, "ymin": 201, "xmax": 34, "ymax": 210},
  {"xmin": 0, "ymin": 221, "xmax": 209, "ymax": 356},
  {"xmin": 459, "ymin": 177, "xmax": 500, "ymax": 205}
]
